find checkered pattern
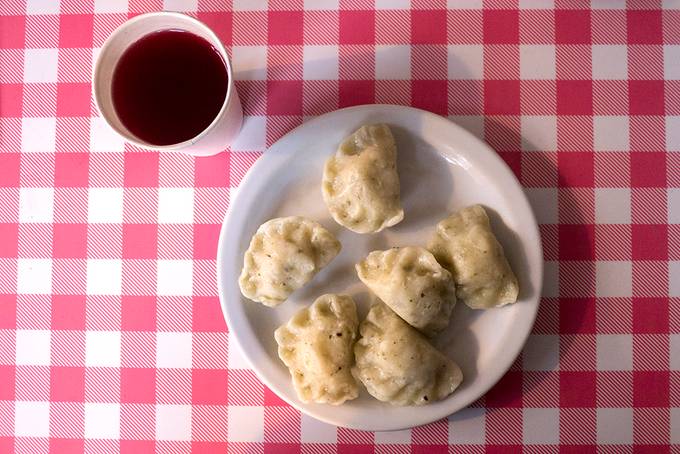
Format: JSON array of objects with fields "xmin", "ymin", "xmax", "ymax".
[{"xmin": 0, "ymin": 0, "xmax": 678, "ymax": 452}]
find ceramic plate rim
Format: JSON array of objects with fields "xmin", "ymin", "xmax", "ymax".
[{"xmin": 216, "ymin": 104, "xmax": 543, "ymax": 431}]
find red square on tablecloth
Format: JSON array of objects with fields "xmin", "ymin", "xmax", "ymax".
[
  {"xmin": 50, "ymin": 366, "xmax": 85, "ymax": 401},
  {"xmin": 56, "ymin": 83, "xmax": 91, "ymax": 117},
  {"xmin": 121, "ymin": 368, "xmax": 156, "ymax": 403},
  {"xmin": 412, "ymin": 80, "xmax": 447, "ymax": 116},
  {"xmin": 627, "ymin": 10, "xmax": 663, "ymax": 44},
  {"xmin": 0, "ymin": 224, "xmax": 18, "ymax": 258},
  {"xmin": 340, "ymin": 11, "xmax": 375, "ymax": 45},
  {"xmin": 485, "ymin": 371, "xmax": 523, "ymax": 407},
  {"xmin": 557, "ymin": 80, "xmax": 593, "ymax": 115},
  {"xmin": 49, "ymin": 439, "xmax": 84, "ymax": 453},
  {"xmin": 555, "ymin": 10, "xmax": 591, "ymax": 44},
  {"xmin": 59, "ymin": 15, "xmax": 94, "ymax": 48},
  {"xmin": 0, "ymin": 16, "xmax": 25, "ymax": 48},
  {"xmin": 121, "ymin": 296, "xmax": 156, "ymax": 331},
  {"xmin": 194, "ymin": 153, "xmax": 229, "ymax": 188},
  {"xmin": 55, "ymin": 153, "xmax": 89, "ymax": 187},
  {"xmin": 1, "ymin": 84, "xmax": 22, "ymax": 117},
  {"xmin": 560, "ymin": 371, "xmax": 596, "ymax": 407},
  {"xmin": 412, "ymin": 10, "xmax": 447, "ymax": 44},
  {"xmin": 124, "ymin": 153, "xmax": 159, "ymax": 187},
  {"xmin": 484, "ymin": 80, "xmax": 520, "ymax": 114},
  {"xmin": 192, "ymin": 369, "xmax": 228, "ymax": 404},
  {"xmin": 197, "ymin": 12, "xmax": 232, "ymax": 45},
  {"xmin": 560, "ymin": 298, "xmax": 596, "ymax": 334},
  {"xmin": 268, "ymin": 11, "xmax": 303, "ymax": 45},
  {"xmin": 632, "ymin": 224, "xmax": 668, "ymax": 260},
  {"xmin": 634, "ymin": 371, "xmax": 669, "ymax": 407},
  {"xmin": 339, "ymin": 80, "xmax": 375, "ymax": 108},
  {"xmin": 0, "ymin": 153, "xmax": 20, "ymax": 187},
  {"xmin": 193, "ymin": 224, "xmax": 220, "ymax": 260},
  {"xmin": 483, "ymin": 10, "xmax": 519, "ymax": 44},
  {"xmin": 53, "ymin": 223, "xmax": 87, "ymax": 258},
  {"xmin": 0, "ymin": 366, "xmax": 14, "ymax": 400},
  {"xmin": 0, "ymin": 295, "xmax": 16, "ymax": 329},
  {"xmin": 51, "ymin": 295, "xmax": 86, "ymax": 330},
  {"xmin": 267, "ymin": 81, "xmax": 303, "ymax": 115},
  {"xmin": 122, "ymin": 224, "xmax": 157, "ymax": 260},
  {"xmin": 120, "ymin": 440, "xmax": 155, "ymax": 454},
  {"xmin": 559, "ymin": 225, "xmax": 595, "ymax": 260},
  {"xmin": 192, "ymin": 297, "xmax": 226, "ymax": 332},
  {"xmin": 633, "ymin": 298, "xmax": 669, "ymax": 334},
  {"xmin": 629, "ymin": 80, "xmax": 664, "ymax": 115},
  {"xmin": 631, "ymin": 152, "xmax": 666, "ymax": 187},
  {"xmin": 558, "ymin": 152, "xmax": 594, "ymax": 188}
]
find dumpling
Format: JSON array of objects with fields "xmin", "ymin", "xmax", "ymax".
[
  {"xmin": 239, "ymin": 217, "xmax": 341, "ymax": 306},
  {"xmin": 428, "ymin": 205, "xmax": 519, "ymax": 309},
  {"xmin": 355, "ymin": 247, "xmax": 457, "ymax": 335},
  {"xmin": 274, "ymin": 294, "xmax": 360, "ymax": 405},
  {"xmin": 322, "ymin": 124, "xmax": 404, "ymax": 233},
  {"xmin": 352, "ymin": 302, "xmax": 463, "ymax": 406}
]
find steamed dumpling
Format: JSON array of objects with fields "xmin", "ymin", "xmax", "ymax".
[
  {"xmin": 322, "ymin": 124, "xmax": 404, "ymax": 233},
  {"xmin": 355, "ymin": 247, "xmax": 457, "ymax": 335},
  {"xmin": 352, "ymin": 302, "xmax": 463, "ymax": 406},
  {"xmin": 275, "ymin": 294, "xmax": 359, "ymax": 405},
  {"xmin": 239, "ymin": 217, "xmax": 341, "ymax": 306},
  {"xmin": 428, "ymin": 205, "xmax": 519, "ymax": 309}
]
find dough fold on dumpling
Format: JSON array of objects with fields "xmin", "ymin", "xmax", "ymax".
[
  {"xmin": 352, "ymin": 302, "xmax": 463, "ymax": 406},
  {"xmin": 239, "ymin": 216, "xmax": 341, "ymax": 306},
  {"xmin": 275, "ymin": 294, "xmax": 360, "ymax": 405},
  {"xmin": 355, "ymin": 247, "xmax": 457, "ymax": 335},
  {"xmin": 322, "ymin": 124, "xmax": 404, "ymax": 233},
  {"xmin": 428, "ymin": 205, "xmax": 519, "ymax": 309}
]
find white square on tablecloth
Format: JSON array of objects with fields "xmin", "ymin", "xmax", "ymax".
[
  {"xmin": 667, "ymin": 116, "xmax": 680, "ymax": 152},
  {"xmin": 523, "ymin": 408, "xmax": 559, "ymax": 445},
  {"xmin": 301, "ymin": 413, "xmax": 338, "ymax": 443},
  {"xmin": 231, "ymin": 116, "xmax": 266, "ymax": 152},
  {"xmin": 90, "ymin": 117, "xmax": 125, "ymax": 153},
  {"xmin": 595, "ymin": 188, "xmax": 631, "ymax": 224},
  {"xmin": 84, "ymin": 403, "xmax": 120, "ymax": 439},
  {"xmin": 156, "ymin": 260, "xmax": 193, "ymax": 296},
  {"xmin": 523, "ymin": 335, "xmax": 559, "ymax": 371},
  {"xmin": 447, "ymin": 0, "xmax": 483, "ymax": 8},
  {"xmin": 596, "ymin": 261, "xmax": 632, "ymax": 297},
  {"xmin": 670, "ymin": 334, "xmax": 680, "ymax": 370},
  {"xmin": 86, "ymin": 259, "xmax": 122, "ymax": 295},
  {"xmin": 23, "ymin": 49, "xmax": 58, "ymax": 83},
  {"xmin": 448, "ymin": 407, "xmax": 485, "ymax": 444},
  {"xmin": 233, "ymin": 0, "xmax": 267, "ymax": 10},
  {"xmin": 594, "ymin": 116, "xmax": 629, "ymax": 152},
  {"xmin": 519, "ymin": 0, "xmax": 554, "ymax": 8},
  {"xmin": 520, "ymin": 45, "xmax": 556, "ymax": 80},
  {"xmin": 664, "ymin": 45, "xmax": 680, "ymax": 80},
  {"xmin": 88, "ymin": 188, "xmax": 123, "ymax": 223},
  {"xmin": 670, "ymin": 262, "xmax": 680, "ymax": 297},
  {"xmin": 374, "ymin": 428, "xmax": 411, "ymax": 444},
  {"xmin": 592, "ymin": 0, "xmax": 626, "ymax": 9},
  {"xmin": 94, "ymin": 0, "xmax": 128, "ymax": 13},
  {"xmin": 543, "ymin": 261, "xmax": 559, "ymax": 298},
  {"xmin": 597, "ymin": 408, "xmax": 633, "ymax": 444},
  {"xmin": 596, "ymin": 334, "xmax": 633, "ymax": 371},
  {"xmin": 232, "ymin": 46, "xmax": 268, "ymax": 81},
  {"xmin": 449, "ymin": 116, "xmax": 484, "ymax": 140},
  {"xmin": 304, "ymin": 0, "xmax": 339, "ymax": 9},
  {"xmin": 19, "ymin": 187, "xmax": 54, "ymax": 223},
  {"xmin": 592, "ymin": 45, "xmax": 628, "ymax": 80},
  {"xmin": 156, "ymin": 404, "xmax": 192, "ymax": 441},
  {"xmin": 156, "ymin": 332, "xmax": 192, "ymax": 368},
  {"xmin": 15, "ymin": 329, "xmax": 51, "ymax": 366},
  {"xmin": 14, "ymin": 401, "xmax": 49, "ymax": 437},
  {"xmin": 26, "ymin": 0, "xmax": 61, "ymax": 14},
  {"xmin": 448, "ymin": 45, "xmax": 483, "ymax": 80},
  {"xmin": 669, "ymin": 189, "xmax": 680, "ymax": 223},
  {"xmin": 158, "ymin": 188, "xmax": 194, "ymax": 224},
  {"xmin": 375, "ymin": 45, "xmax": 411, "ymax": 80},
  {"xmin": 525, "ymin": 188, "xmax": 558, "ymax": 225},
  {"xmin": 228, "ymin": 406, "xmax": 264, "ymax": 442},
  {"xmin": 86, "ymin": 331, "xmax": 121, "ymax": 367},
  {"xmin": 163, "ymin": 0, "xmax": 197, "ymax": 11},
  {"xmin": 375, "ymin": 0, "xmax": 409, "ymax": 8},
  {"xmin": 521, "ymin": 116, "xmax": 557, "ymax": 151},
  {"xmin": 17, "ymin": 259, "xmax": 53, "ymax": 295},
  {"xmin": 21, "ymin": 117, "xmax": 56, "ymax": 153},
  {"xmin": 672, "ymin": 408, "xmax": 680, "ymax": 444},
  {"xmin": 228, "ymin": 331, "xmax": 251, "ymax": 370},
  {"xmin": 304, "ymin": 45, "xmax": 339, "ymax": 80}
]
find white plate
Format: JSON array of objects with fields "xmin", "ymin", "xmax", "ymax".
[{"xmin": 217, "ymin": 105, "xmax": 542, "ymax": 431}]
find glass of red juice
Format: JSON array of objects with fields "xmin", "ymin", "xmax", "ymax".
[{"xmin": 93, "ymin": 12, "xmax": 242, "ymax": 156}]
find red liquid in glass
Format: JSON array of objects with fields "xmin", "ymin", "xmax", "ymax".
[{"xmin": 112, "ymin": 30, "xmax": 228, "ymax": 146}]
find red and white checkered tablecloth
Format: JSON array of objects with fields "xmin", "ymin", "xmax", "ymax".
[{"xmin": 1, "ymin": 0, "xmax": 678, "ymax": 452}]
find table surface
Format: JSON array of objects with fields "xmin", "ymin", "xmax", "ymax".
[{"xmin": 1, "ymin": 1, "xmax": 679, "ymax": 452}]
